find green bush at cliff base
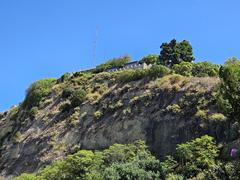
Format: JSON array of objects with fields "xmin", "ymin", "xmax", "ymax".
[{"xmin": 13, "ymin": 136, "xmax": 229, "ymax": 180}]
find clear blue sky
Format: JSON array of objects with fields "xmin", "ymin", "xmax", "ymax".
[{"xmin": 0, "ymin": 0, "xmax": 240, "ymax": 112}]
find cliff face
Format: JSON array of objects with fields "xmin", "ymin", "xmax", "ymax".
[{"xmin": 0, "ymin": 73, "xmax": 226, "ymax": 177}]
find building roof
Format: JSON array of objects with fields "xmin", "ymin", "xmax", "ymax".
[{"xmin": 124, "ymin": 61, "xmax": 139, "ymax": 66}]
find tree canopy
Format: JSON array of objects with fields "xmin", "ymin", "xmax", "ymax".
[
  {"xmin": 160, "ymin": 39, "xmax": 195, "ymax": 67},
  {"xmin": 218, "ymin": 57, "xmax": 240, "ymax": 123}
]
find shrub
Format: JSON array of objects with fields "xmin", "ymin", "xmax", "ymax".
[
  {"xmin": 117, "ymin": 69, "xmax": 147, "ymax": 83},
  {"xmin": 209, "ymin": 113, "xmax": 226, "ymax": 121},
  {"xmin": 22, "ymin": 78, "xmax": 56, "ymax": 110},
  {"xmin": 176, "ymin": 135, "xmax": 220, "ymax": 178},
  {"xmin": 123, "ymin": 107, "xmax": 132, "ymax": 115},
  {"xmin": 93, "ymin": 84, "xmax": 108, "ymax": 95},
  {"xmin": 14, "ymin": 141, "xmax": 160, "ymax": 180},
  {"xmin": 94, "ymin": 72, "xmax": 112, "ymax": 83},
  {"xmin": 195, "ymin": 109, "xmax": 207, "ymax": 120},
  {"xmin": 69, "ymin": 107, "xmax": 81, "ymax": 126},
  {"xmin": 160, "ymin": 156, "xmax": 178, "ymax": 178},
  {"xmin": 59, "ymin": 102, "xmax": 72, "ymax": 113},
  {"xmin": 192, "ymin": 62, "xmax": 219, "ymax": 77},
  {"xmin": 173, "ymin": 62, "xmax": 193, "ymax": 76},
  {"xmin": 13, "ymin": 173, "xmax": 37, "ymax": 180},
  {"xmin": 62, "ymin": 87, "xmax": 75, "ymax": 99},
  {"xmin": 166, "ymin": 173, "xmax": 184, "ymax": 180},
  {"xmin": 71, "ymin": 89, "xmax": 87, "ymax": 107},
  {"xmin": 94, "ymin": 110, "xmax": 103, "ymax": 120},
  {"xmin": 148, "ymin": 64, "xmax": 171, "ymax": 78},
  {"xmin": 166, "ymin": 104, "xmax": 181, "ymax": 114},
  {"xmin": 95, "ymin": 55, "xmax": 131, "ymax": 73},
  {"xmin": 58, "ymin": 72, "xmax": 72, "ymax": 83},
  {"xmin": 117, "ymin": 65, "xmax": 171, "ymax": 83},
  {"xmin": 139, "ymin": 54, "xmax": 159, "ymax": 65},
  {"xmin": 29, "ymin": 107, "xmax": 38, "ymax": 119}
]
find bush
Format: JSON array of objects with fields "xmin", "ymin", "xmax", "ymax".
[
  {"xmin": 59, "ymin": 102, "xmax": 72, "ymax": 113},
  {"xmin": 71, "ymin": 89, "xmax": 87, "ymax": 107},
  {"xmin": 94, "ymin": 72, "xmax": 112, "ymax": 83},
  {"xmin": 208, "ymin": 113, "xmax": 226, "ymax": 121},
  {"xmin": 94, "ymin": 110, "xmax": 103, "ymax": 120},
  {"xmin": 139, "ymin": 54, "xmax": 159, "ymax": 65},
  {"xmin": 195, "ymin": 109, "xmax": 207, "ymax": 120},
  {"xmin": 29, "ymin": 107, "xmax": 38, "ymax": 119},
  {"xmin": 166, "ymin": 173, "xmax": 184, "ymax": 180},
  {"xmin": 176, "ymin": 135, "xmax": 220, "ymax": 178},
  {"xmin": 148, "ymin": 65, "xmax": 171, "ymax": 78},
  {"xmin": 15, "ymin": 141, "xmax": 160, "ymax": 180},
  {"xmin": 116, "ymin": 69, "xmax": 147, "ymax": 82},
  {"xmin": 166, "ymin": 104, "xmax": 181, "ymax": 114},
  {"xmin": 117, "ymin": 65, "xmax": 171, "ymax": 83},
  {"xmin": 173, "ymin": 62, "xmax": 193, "ymax": 76},
  {"xmin": 217, "ymin": 57, "xmax": 240, "ymax": 123},
  {"xmin": 95, "ymin": 55, "xmax": 131, "ymax": 73},
  {"xmin": 13, "ymin": 173, "xmax": 37, "ymax": 180},
  {"xmin": 62, "ymin": 87, "xmax": 75, "ymax": 99},
  {"xmin": 22, "ymin": 78, "xmax": 56, "ymax": 110},
  {"xmin": 58, "ymin": 72, "xmax": 72, "ymax": 83},
  {"xmin": 192, "ymin": 62, "xmax": 219, "ymax": 77}
]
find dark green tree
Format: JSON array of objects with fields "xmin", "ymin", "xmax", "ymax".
[
  {"xmin": 218, "ymin": 57, "xmax": 240, "ymax": 123},
  {"xmin": 160, "ymin": 39, "xmax": 195, "ymax": 67}
]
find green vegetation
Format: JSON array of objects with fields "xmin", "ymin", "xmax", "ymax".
[
  {"xmin": 218, "ymin": 57, "xmax": 240, "ymax": 123},
  {"xmin": 175, "ymin": 135, "xmax": 220, "ymax": 178},
  {"xmin": 14, "ymin": 141, "xmax": 161, "ymax": 180},
  {"xmin": 173, "ymin": 61, "xmax": 219, "ymax": 77},
  {"xmin": 61, "ymin": 88, "xmax": 87, "ymax": 110},
  {"xmin": 160, "ymin": 39, "xmax": 195, "ymax": 67},
  {"xmin": 4, "ymin": 41, "xmax": 240, "ymax": 180},
  {"xmin": 95, "ymin": 55, "xmax": 131, "ymax": 73},
  {"xmin": 173, "ymin": 62, "xmax": 193, "ymax": 76},
  {"xmin": 139, "ymin": 54, "xmax": 159, "ymax": 65},
  {"xmin": 59, "ymin": 72, "xmax": 72, "ymax": 83},
  {"xmin": 22, "ymin": 78, "xmax": 56, "ymax": 110},
  {"xmin": 14, "ymin": 136, "xmax": 232, "ymax": 180},
  {"xmin": 117, "ymin": 64, "xmax": 171, "ymax": 82},
  {"xmin": 192, "ymin": 61, "xmax": 219, "ymax": 77},
  {"xmin": 71, "ymin": 89, "xmax": 87, "ymax": 107},
  {"xmin": 29, "ymin": 107, "xmax": 38, "ymax": 119},
  {"xmin": 93, "ymin": 110, "xmax": 103, "ymax": 120}
]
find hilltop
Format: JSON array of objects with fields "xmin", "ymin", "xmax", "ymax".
[{"xmin": 1, "ymin": 40, "xmax": 240, "ymax": 179}]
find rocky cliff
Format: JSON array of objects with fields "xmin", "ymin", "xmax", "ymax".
[{"xmin": 0, "ymin": 72, "xmax": 228, "ymax": 177}]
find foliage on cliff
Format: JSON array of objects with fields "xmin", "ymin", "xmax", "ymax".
[{"xmin": 1, "ymin": 41, "xmax": 240, "ymax": 179}]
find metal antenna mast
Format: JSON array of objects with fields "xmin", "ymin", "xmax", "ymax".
[{"xmin": 93, "ymin": 26, "xmax": 99, "ymax": 66}]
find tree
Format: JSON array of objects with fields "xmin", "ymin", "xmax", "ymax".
[
  {"xmin": 176, "ymin": 135, "xmax": 220, "ymax": 178},
  {"xmin": 160, "ymin": 39, "xmax": 195, "ymax": 67},
  {"xmin": 139, "ymin": 54, "xmax": 159, "ymax": 65},
  {"xmin": 218, "ymin": 57, "xmax": 240, "ymax": 123}
]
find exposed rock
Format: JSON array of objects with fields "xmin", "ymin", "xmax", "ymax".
[{"xmin": 0, "ymin": 75, "xmax": 228, "ymax": 177}]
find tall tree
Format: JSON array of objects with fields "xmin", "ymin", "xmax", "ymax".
[
  {"xmin": 218, "ymin": 57, "xmax": 240, "ymax": 123},
  {"xmin": 160, "ymin": 39, "xmax": 195, "ymax": 66}
]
